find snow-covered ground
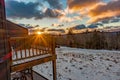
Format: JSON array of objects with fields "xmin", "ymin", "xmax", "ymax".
[{"xmin": 33, "ymin": 47, "xmax": 120, "ymax": 80}]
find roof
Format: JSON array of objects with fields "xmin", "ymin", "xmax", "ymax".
[
  {"xmin": 6, "ymin": 20, "xmax": 28, "ymax": 37},
  {"xmin": 6, "ymin": 20, "xmax": 28, "ymax": 30}
]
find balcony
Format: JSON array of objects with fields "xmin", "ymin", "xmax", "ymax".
[{"xmin": 9, "ymin": 34, "xmax": 57, "ymax": 80}]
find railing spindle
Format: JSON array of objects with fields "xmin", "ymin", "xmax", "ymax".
[
  {"xmin": 28, "ymin": 48, "xmax": 31, "ymax": 57},
  {"xmin": 36, "ymin": 46, "xmax": 38, "ymax": 55},
  {"xmin": 15, "ymin": 50, "xmax": 18, "ymax": 60},
  {"xmin": 10, "ymin": 35, "xmax": 55, "ymax": 62},
  {"xmin": 24, "ymin": 38, "xmax": 27, "ymax": 58},
  {"xmin": 32, "ymin": 47, "xmax": 34, "ymax": 56}
]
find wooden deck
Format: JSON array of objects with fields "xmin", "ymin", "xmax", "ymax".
[
  {"xmin": 10, "ymin": 35, "xmax": 57, "ymax": 80},
  {"xmin": 1, "ymin": 0, "xmax": 56, "ymax": 80},
  {"xmin": 11, "ymin": 54, "xmax": 56, "ymax": 72}
]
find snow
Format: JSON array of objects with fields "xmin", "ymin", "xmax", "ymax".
[
  {"xmin": 12, "ymin": 49, "xmax": 51, "ymax": 65},
  {"xmin": 33, "ymin": 47, "xmax": 120, "ymax": 80}
]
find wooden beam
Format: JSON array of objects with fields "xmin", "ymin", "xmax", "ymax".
[
  {"xmin": 0, "ymin": 0, "xmax": 11, "ymax": 80},
  {"xmin": 52, "ymin": 60, "xmax": 57, "ymax": 80},
  {"xmin": 11, "ymin": 55, "xmax": 57, "ymax": 72},
  {"xmin": 51, "ymin": 36, "xmax": 57, "ymax": 80},
  {"xmin": 31, "ymin": 68, "xmax": 34, "ymax": 80}
]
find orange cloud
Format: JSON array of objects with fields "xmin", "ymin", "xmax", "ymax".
[
  {"xmin": 60, "ymin": 16, "xmax": 74, "ymax": 22},
  {"xmin": 88, "ymin": 10, "xmax": 120, "ymax": 23},
  {"xmin": 68, "ymin": 0, "xmax": 101, "ymax": 13},
  {"xmin": 59, "ymin": 16, "xmax": 82, "ymax": 23},
  {"xmin": 87, "ymin": 0, "xmax": 120, "ymax": 23},
  {"xmin": 67, "ymin": 0, "xmax": 120, "ymax": 24}
]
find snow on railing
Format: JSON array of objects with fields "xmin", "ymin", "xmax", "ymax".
[{"xmin": 9, "ymin": 35, "xmax": 55, "ymax": 64}]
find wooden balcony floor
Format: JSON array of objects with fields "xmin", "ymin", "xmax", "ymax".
[{"xmin": 10, "ymin": 36, "xmax": 57, "ymax": 80}]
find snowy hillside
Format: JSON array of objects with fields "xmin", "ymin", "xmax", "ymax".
[{"xmin": 33, "ymin": 47, "xmax": 120, "ymax": 80}]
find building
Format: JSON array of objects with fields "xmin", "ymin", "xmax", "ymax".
[
  {"xmin": 0, "ymin": 1, "xmax": 28, "ymax": 80},
  {"xmin": 0, "ymin": 0, "xmax": 11, "ymax": 80},
  {"xmin": 6, "ymin": 20, "xmax": 28, "ymax": 37}
]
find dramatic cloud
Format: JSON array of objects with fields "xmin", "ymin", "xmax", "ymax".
[
  {"xmin": 44, "ymin": 8, "xmax": 64, "ymax": 18},
  {"xmin": 110, "ymin": 18, "xmax": 120, "ymax": 23},
  {"xmin": 71, "ymin": 24, "xmax": 86, "ymax": 30},
  {"xmin": 6, "ymin": 0, "xmax": 64, "ymax": 19},
  {"xmin": 44, "ymin": 0, "xmax": 63, "ymax": 10},
  {"xmin": 68, "ymin": 0, "xmax": 100, "ymax": 13},
  {"xmin": 67, "ymin": 0, "xmax": 120, "ymax": 24},
  {"xmin": 88, "ymin": 0, "xmax": 120, "ymax": 23},
  {"xmin": 46, "ymin": 28, "xmax": 65, "ymax": 33},
  {"xmin": 95, "ymin": 23, "xmax": 103, "ymax": 26},
  {"xmin": 6, "ymin": 0, "xmax": 44, "ymax": 19},
  {"xmin": 59, "ymin": 16, "xmax": 82, "ymax": 23},
  {"xmin": 66, "ymin": 0, "xmax": 103, "ymax": 23},
  {"xmin": 101, "ymin": 19, "xmax": 110, "ymax": 24},
  {"xmin": 18, "ymin": 23, "xmax": 41, "ymax": 28},
  {"xmin": 51, "ymin": 23, "xmax": 64, "ymax": 27},
  {"xmin": 6, "ymin": 0, "xmax": 120, "ymax": 27},
  {"xmin": 60, "ymin": 16, "xmax": 74, "ymax": 23},
  {"xmin": 87, "ymin": 24, "xmax": 99, "ymax": 28}
]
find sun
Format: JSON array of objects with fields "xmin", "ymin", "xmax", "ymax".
[{"xmin": 37, "ymin": 31, "xmax": 42, "ymax": 35}]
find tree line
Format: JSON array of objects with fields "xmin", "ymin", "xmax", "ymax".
[{"xmin": 55, "ymin": 30, "xmax": 120, "ymax": 50}]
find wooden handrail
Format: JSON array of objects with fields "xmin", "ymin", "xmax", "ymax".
[{"xmin": 9, "ymin": 35, "xmax": 55, "ymax": 63}]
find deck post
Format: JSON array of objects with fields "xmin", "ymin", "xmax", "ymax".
[
  {"xmin": 51, "ymin": 36, "xmax": 57, "ymax": 80},
  {"xmin": 52, "ymin": 60, "xmax": 57, "ymax": 80},
  {"xmin": 31, "ymin": 67, "xmax": 34, "ymax": 80}
]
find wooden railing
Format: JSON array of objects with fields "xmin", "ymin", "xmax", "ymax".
[
  {"xmin": 10, "ymin": 35, "xmax": 55, "ymax": 62},
  {"xmin": 9, "ymin": 34, "xmax": 56, "ymax": 65},
  {"xmin": 10, "ymin": 35, "xmax": 57, "ymax": 80}
]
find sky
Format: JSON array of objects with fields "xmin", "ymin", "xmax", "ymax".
[{"xmin": 5, "ymin": 0, "xmax": 120, "ymax": 30}]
